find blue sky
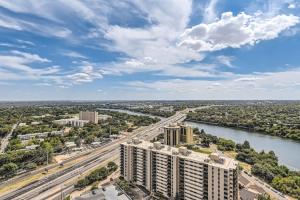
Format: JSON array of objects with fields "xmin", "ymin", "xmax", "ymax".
[{"xmin": 0, "ymin": 0, "xmax": 300, "ymax": 100}]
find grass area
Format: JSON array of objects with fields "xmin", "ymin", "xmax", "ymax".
[{"xmin": 192, "ymin": 147, "xmax": 213, "ymax": 154}]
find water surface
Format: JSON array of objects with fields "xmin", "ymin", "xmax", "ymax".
[{"xmin": 186, "ymin": 121, "xmax": 300, "ymax": 170}]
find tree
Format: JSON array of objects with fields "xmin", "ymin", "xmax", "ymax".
[
  {"xmin": 0, "ymin": 162, "xmax": 18, "ymax": 178},
  {"xmin": 85, "ymin": 135, "xmax": 95, "ymax": 144},
  {"xmin": 258, "ymin": 193, "xmax": 271, "ymax": 200},
  {"xmin": 107, "ymin": 161, "xmax": 118, "ymax": 172},
  {"xmin": 217, "ymin": 138, "xmax": 235, "ymax": 151},
  {"xmin": 74, "ymin": 137, "xmax": 81, "ymax": 147},
  {"xmin": 75, "ymin": 179, "xmax": 89, "ymax": 189},
  {"xmin": 242, "ymin": 140, "xmax": 250, "ymax": 149},
  {"xmin": 25, "ymin": 162, "xmax": 37, "ymax": 170}
]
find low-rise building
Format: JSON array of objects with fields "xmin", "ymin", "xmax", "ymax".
[
  {"xmin": 65, "ymin": 141, "xmax": 76, "ymax": 149},
  {"xmin": 17, "ymin": 130, "xmax": 64, "ymax": 140},
  {"xmin": 53, "ymin": 118, "xmax": 89, "ymax": 127},
  {"xmin": 18, "ymin": 123, "xmax": 27, "ymax": 127},
  {"xmin": 120, "ymin": 139, "xmax": 239, "ymax": 200},
  {"xmin": 98, "ymin": 114, "xmax": 112, "ymax": 121},
  {"xmin": 31, "ymin": 121, "xmax": 40, "ymax": 125}
]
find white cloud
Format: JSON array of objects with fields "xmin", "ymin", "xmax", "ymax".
[
  {"xmin": 63, "ymin": 51, "xmax": 87, "ymax": 59},
  {"xmin": 0, "ymin": 12, "xmax": 72, "ymax": 38},
  {"xmin": 0, "ymin": 51, "xmax": 60, "ymax": 81},
  {"xmin": 288, "ymin": 4, "xmax": 296, "ymax": 9},
  {"xmin": 203, "ymin": 0, "xmax": 219, "ymax": 23},
  {"xmin": 0, "ymin": 51, "xmax": 50, "ymax": 73},
  {"xmin": 11, "ymin": 50, "xmax": 50, "ymax": 63},
  {"xmin": 126, "ymin": 69, "xmax": 300, "ymax": 99},
  {"xmin": 0, "ymin": 43, "xmax": 26, "ymax": 49},
  {"xmin": 103, "ymin": 0, "xmax": 204, "ymax": 75},
  {"xmin": 179, "ymin": 12, "xmax": 299, "ymax": 52},
  {"xmin": 66, "ymin": 65, "xmax": 103, "ymax": 84},
  {"xmin": 16, "ymin": 39, "xmax": 35, "ymax": 46},
  {"xmin": 234, "ymin": 77, "xmax": 261, "ymax": 82},
  {"xmin": 216, "ymin": 55, "xmax": 234, "ymax": 67}
]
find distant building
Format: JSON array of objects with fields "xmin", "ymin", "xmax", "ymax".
[
  {"xmin": 53, "ymin": 118, "xmax": 89, "ymax": 127},
  {"xmin": 98, "ymin": 114, "xmax": 112, "ymax": 121},
  {"xmin": 164, "ymin": 123, "xmax": 193, "ymax": 146},
  {"xmin": 79, "ymin": 111, "xmax": 98, "ymax": 124},
  {"xmin": 18, "ymin": 123, "xmax": 27, "ymax": 127},
  {"xmin": 17, "ymin": 130, "xmax": 64, "ymax": 140},
  {"xmin": 120, "ymin": 139, "xmax": 239, "ymax": 200},
  {"xmin": 159, "ymin": 106, "xmax": 174, "ymax": 112},
  {"xmin": 65, "ymin": 141, "xmax": 76, "ymax": 149}
]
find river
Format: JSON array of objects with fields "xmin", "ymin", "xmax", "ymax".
[
  {"xmin": 99, "ymin": 108, "xmax": 300, "ymax": 170},
  {"xmin": 186, "ymin": 121, "xmax": 300, "ymax": 170}
]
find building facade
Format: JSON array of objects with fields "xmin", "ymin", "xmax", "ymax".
[
  {"xmin": 79, "ymin": 111, "xmax": 98, "ymax": 124},
  {"xmin": 120, "ymin": 139, "xmax": 238, "ymax": 200},
  {"xmin": 17, "ymin": 130, "xmax": 64, "ymax": 140},
  {"xmin": 164, "ymin": 123, "xmax": 194, "ymax": 146},
  {"xmin": 53, "ymin": 118, "xmax": 89, "ymax": 127}
]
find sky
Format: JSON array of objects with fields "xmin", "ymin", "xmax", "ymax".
[{"xmin": 0, "ymin": 0, "xmax": 300, "ymax": 100}]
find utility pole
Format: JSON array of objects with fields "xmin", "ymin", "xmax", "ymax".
[
  {"xmin": 46, "ymin": 149, "xmax": 49, "ymax": 166},
  {"xmin": 61, "ymin": 185, "xmax": 63, "ymax": 200}
]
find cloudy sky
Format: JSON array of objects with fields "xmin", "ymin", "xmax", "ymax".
[{"xmin": 0, "ymin": 0, "xmax": 300, "ymax": 100}]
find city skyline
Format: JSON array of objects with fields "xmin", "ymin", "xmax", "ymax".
[{"xmin": 0, "ymin": 0, "xmax": 300, "ymax": 100}]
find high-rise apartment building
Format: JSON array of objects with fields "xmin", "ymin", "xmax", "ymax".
[
  {"xmin": 164, "ymin": 123, "xmax": 194, "ymax": 146},
  {"xmin": 120, "ymin": 139, "xmax": 238, "ymax": 200},
  {"xmin": 79, "ymin": 111, "xmax": 98, "ymax": 124}
]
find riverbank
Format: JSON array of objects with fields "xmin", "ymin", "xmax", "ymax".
[
  {"xmin": 186, "ymin": 121, "xmax": 300, "ymax": 170},
  {"xmin": 186, "ymin": 119, "xmax": 300, "ymax": 142}
]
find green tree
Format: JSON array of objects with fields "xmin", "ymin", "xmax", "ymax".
[
  {"xmin": 217, "ymin": 138, "xmax": 235, "ymax": 151},
  {"xmin": 107, "ymin": 161, "xmax": 118, "ymax": 172},
  {"xmin": 258, "ymin": 193, "xmax": 271, "ymax": 200},
  {"xmin": 25, "ymin": 162, "xmax": 37, "ymax": 170},
  {"xmin": 0, "ymin": 162, "xmax": 18, "ymax": 178}
]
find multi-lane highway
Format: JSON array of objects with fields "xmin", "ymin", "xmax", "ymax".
[{"xmin": 0, "ymin": 110, "xmax": 187, "ymax": 200}]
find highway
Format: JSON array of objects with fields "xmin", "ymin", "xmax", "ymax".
[{"xmin": 0, "ymin": 110, "xmax": 187, "ymax": 200}]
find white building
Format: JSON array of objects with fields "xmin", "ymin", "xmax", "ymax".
[
  {"xmin": 98, "ymin": 114, "xmax": 112, "ymax": 121},
  {"xmin": 53, "ymin": 118, "xmax": 89, "ymax": 127},
  {"xmin": 17, "ymin": 130, "xmax": 64, "ymax": 140},
  {"xmin": 120, "ymin": 139, "xmax": 239, "ymax": 200}
]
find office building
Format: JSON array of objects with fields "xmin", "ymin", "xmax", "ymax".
[
  {"xmin": 79, "ymin": 111, "xmax": 98, "ymax": 124},
  {"xmin": 164, "ymin": 123, "xmax": 194, "ymax": 146},
  {"xmin": 120, "ymin": 139, "xmax": 238, "ymax": 200}
]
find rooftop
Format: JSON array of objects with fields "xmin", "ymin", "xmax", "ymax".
[{"xmin": 123, "ymin": 139, "xmax": 238, "ymax": 170}]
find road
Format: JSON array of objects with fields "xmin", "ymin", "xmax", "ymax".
[
  {"xmin": 0, "ymin": 110, "xmax": 186, "ymax": 200},
  {"xmin": 241, "ymin": 171, "xmax": 290, "ymax": 200},
  {"xmin": 0, "ymin": 123, "xmax": 17, "ymax": 153}
]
